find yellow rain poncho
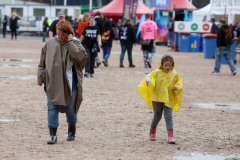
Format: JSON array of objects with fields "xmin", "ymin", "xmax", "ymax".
[{"xmin": 137, "ymin": 67, "xmax": 183, "ymax": 112}]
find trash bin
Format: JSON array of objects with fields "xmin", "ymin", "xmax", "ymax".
[
  {"xmin": 188, "ymin": 34, "xmax": 200, "ymax": 52},
  {"xmin": 172, "ymin": 32, "xmax": 178, "ymax": 51},
  {"xmin": 178, "ymin": 31, "xmax": 190, "ymax": 52},
  {"xmin": 200, "ymin": 34, "xmax": 204, "ymax": 52},
  {"xmin": 202, "ymin": 34, "xmax": 217, "ymax": 59},
  {"xmin": 221, "ymin": 38, "xmax": 238, "ymax": 64}
]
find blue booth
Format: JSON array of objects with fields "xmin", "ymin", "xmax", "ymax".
[{"xmin": 202, "ymin": 34, "xmax": 217, "ymax": 59}]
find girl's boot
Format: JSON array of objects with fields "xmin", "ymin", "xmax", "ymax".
[
  {"xmin": 149, "ymin": 127, "xmax": 156, "ymax": 141},
  {"xmin": 167, "ymin": 130, "xmax": 175, "ymax": 144}
]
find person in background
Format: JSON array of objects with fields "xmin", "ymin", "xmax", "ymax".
[
  {"xmin": 109, "ymin": 18, "xmax": 115, "ymax": 28},
  {"xmin": 212, "ymin": 19, "xmax": 237, "ymax": 75},
  {"xmin": 74, "ymin": 18, "xmax": 79, "ymax": 38},
  {"xmin": 2, "ymin": 15, "xmax": 7, "ymax": 38},
  {"xmin": 81, "ymin": 16, "xmax": 101, "ymax": 77},
  {"xmin": 77, "ymin": 12, "xmax": 90, "ymax": 38},
  {"xmin": 101, "ymin": 20, "xmax": 115, "ymax": 67},
  {"xmin": 167, "ymin": 18, "xmax": 174, "ymax": 47},
  {"xmin": 140, "ymin": 13, "xmax": 158, "ymax": 68},
  {"xmin": 116, "ymin": 18, "xmax": 122, "ymax": 40},
  {"xmin": 49, "ymin": 11, "xmax": 65, "ymax": 38},
  {"xmin": 102, "ymin": 13, "xmax": 107, "ymax": 23},
  {"xmin": 232, "ymin": 22, "xmax": 238, "ymax": 37},
  {"xmin": 210, "ymin": 18, "xmax": 219, "ymax": 34},
  {"xmin": 9, "ymin": 12, "xmax": 21, "ymax": 40},
  {"xmin": 37, "ymin": 21, "xmax": 87, "ymax": 144},
  {"xmin": 94, "ymin": 11, "xmax": 104, "ymax": 68},
  {"xmin": 118, "ymin": 19, "xmax": 136, "ymax": 68},
  {"xmin": 68, "ymin": 16, "xmax": 75, "ymax": 36},
  {"xmin": 42, "ymin": 17, "xmax": 49, "ymax": 42}
]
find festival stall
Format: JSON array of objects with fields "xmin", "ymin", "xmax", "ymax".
[
  {"xmin": 93, "ymin": 0, "xmax": 153, "ymax": 21},
  {"xmin": 151, "ymin": 0, "xmax": 196, "ymax": 44}
]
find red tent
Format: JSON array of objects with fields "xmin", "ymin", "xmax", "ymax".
[{"xmin": 93, "ymin": 0, "xmax": 152, "ymax": 17}]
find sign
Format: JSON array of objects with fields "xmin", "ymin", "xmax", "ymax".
[
  {"xmin": 174, "ymin": 22, "xmax": 212, "ymax": 33},
  {"xmin": 122, "ymin": 0, "xmax": 132, "ymax": 24},
  {"xmin": 151, "ymin": 0, "xmax": 170, "ymax": 8},
  {"xmin": 131, "ymin": 0, "xmax": 138, "ymax": 25}
]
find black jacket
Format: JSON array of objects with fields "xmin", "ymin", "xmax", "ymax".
[
  {"xmin": 2, "ymin": 16, "xmax": 7, "ymax": 27},
  {"xmin": 94, "ymin": 17, "xmax": 104, "ymax": 33},
  {"xmin": 118, "ymin": 23, "xmax": 136, "ymax": 44},
  {"xmin": 216, "ymin": 25, "xmax": 233, "ymax": 47}
]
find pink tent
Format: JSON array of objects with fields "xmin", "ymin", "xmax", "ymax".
[{"xmin": 93, "ymin": 0, "xmax": 152, "ymax": 17}]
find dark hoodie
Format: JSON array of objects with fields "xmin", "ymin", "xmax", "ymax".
[
  {"xmin": 102, "ymin": 20, "xmax": 115, "ymax": 47},
  {"xmin": 217, "ymin": 25, "xmax": 234, "ymax": 47},
  {"xmin": 94, "ymin": 16, "xmax": 104, "ymax": 33},
  {"xmin": 118, "ymin": 23, "xmax": 136, "ymax": 45}
]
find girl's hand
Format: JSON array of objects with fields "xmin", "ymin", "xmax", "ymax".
[
  {"xmin": 172, "ymin": 86, "xmax": 177, "ymax": 91},
  {"xmin": 146, "ymin": 81, "xmax": 149, "ymax": 86}
]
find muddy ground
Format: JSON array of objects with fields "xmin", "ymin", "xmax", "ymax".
[{"xmin": 0, "ymin": 36, "xmax": 240, "ymax": 160}]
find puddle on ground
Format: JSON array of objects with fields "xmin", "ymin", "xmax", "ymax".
[
  {"xmin": 0, "ymin": 64, "xmax": 33, "ymax": 68},
  {"xmin": 0, "ymin": 119, "xmax": 19, "ymax": 122},
  {"xmin": 194, "ymin": 103, "xmax": 240, "ymax": 110},
  {"xmin": 0, "ymin": 75, "xmax": 36, "ymax": 80},
  {"xmin": 0, "ymin": 58, "xmax": 37, "ymax": 62},
  {"xmin": 174, "ymin": 153, "xmax": 240, "ymax": 160}
]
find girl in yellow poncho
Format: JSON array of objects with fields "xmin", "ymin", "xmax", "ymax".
[{"xmin": 137, "ymin": 54, "xmax": 183, "ymax": 144}]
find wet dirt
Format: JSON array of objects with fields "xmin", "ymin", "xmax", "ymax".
[{"xmin": 0, "ymin": 37, "xmax": 240, "ymax": 160}]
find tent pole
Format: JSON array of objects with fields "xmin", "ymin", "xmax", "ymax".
[{"xmin": 90, "ymin": 0, "xmax": 92, "ymax": 11}]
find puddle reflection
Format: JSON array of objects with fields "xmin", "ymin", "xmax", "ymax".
[
  {"xmin": 0, "ymin": 75, "xmax": 36, "ymax": 80},
  {"xmin": 195, "ymin": 103, "xmax": 240, "ymax": 110},
  {"xmin": 0, "ymin": 64, "xmax": 33, "ymax": 68},
  {"xmin": 174, "ymin": 153, "xmax": 240, "ymax": 160},
  {"xmin": 0, "ymin": 58, "xmax": 37, "ymax": 62},
  {"xmin": 0, "ymin": 119, "xmax": 19, "ymax": 122}
]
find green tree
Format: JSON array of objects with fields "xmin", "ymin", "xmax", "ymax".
[{"xmin": 192, "ymin": 0, "xmax": 210, "ymax": 9}]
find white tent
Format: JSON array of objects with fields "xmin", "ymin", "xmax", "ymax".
[
  {"xmin": 192, "ymin": 0, "xmax": 240, "ymax": 24},
  {"xmin": 193, "ymin": 4, "xmax": 211, "ymax": 22}
]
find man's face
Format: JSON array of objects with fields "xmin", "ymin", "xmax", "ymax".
[
  {"xmin": 59, "ymin": 16, "xmax": 65, "ymax": 21},
  {"xmin": 110, "ymin": 18, "xmax": 113, "ymax": 21}
]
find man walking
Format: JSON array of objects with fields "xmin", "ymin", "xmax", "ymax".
[
  {"xmin": 2, "ymin": 15, "xmax": 7, "ymax": 38},
  {"xmin": 140, "ymin": 13, "xmax": 158, "ymax": 68},
  {"xmin": 212, "ymin": 19, "xmax": 237, "ymax": 75},
  {"xmin": 49, "ymin": 11, "xmax": 65, "ymax": 38},
  {"xmin": 118, "ymin": 19, "xmax": 136, "ymax": 68}
]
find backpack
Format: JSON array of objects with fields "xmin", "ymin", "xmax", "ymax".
[{"xmin": 101, "ymin": 30, "xmax": 111, "ymax": 42}]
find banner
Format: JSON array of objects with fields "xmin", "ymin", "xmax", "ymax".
[
  {"xmin": 122, "ymin": 0, "xmax": 132, "ymax": 24},
  {"xmin": 151, "ymin": 0, "xmax": 170, "ymax": 8},
  {"xmin": 174, "ymin": 21, "xmax": 212, "ymax": 33},
  {"xmin": 131, "ymin": 0, "xmax": 138, "ymax": 25}
]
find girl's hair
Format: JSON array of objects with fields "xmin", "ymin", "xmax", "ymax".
[
  {"xmin": 82, "ymin": 12, "xmax": 90, "ymax": 22},
  {"xmin": 160, "ymin": 54, "xmax": 174, "ymax": 69},
  {"xmin": 56, "ymin": 21, "xmax": 73, "ymax": 34},
  {"xmin": 43, "ymin": 17, "xmax": 48, "ymax": 24}
]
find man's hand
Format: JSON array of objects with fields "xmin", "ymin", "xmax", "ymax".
[{"xmin": 172, "ymin": 86, "xmax": 177, "ymax": 91}]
